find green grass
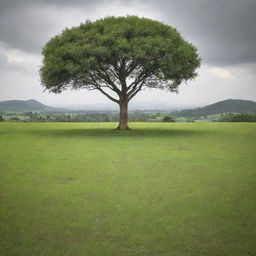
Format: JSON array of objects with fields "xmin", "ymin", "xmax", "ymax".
[{"xmin": 0, "ymin": 122, "xmax": 255, "ymax": 256}]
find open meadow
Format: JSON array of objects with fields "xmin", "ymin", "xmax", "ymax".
[{"xmin": 0, "ymin": 122, "xmax": 255, "ymax": 256}]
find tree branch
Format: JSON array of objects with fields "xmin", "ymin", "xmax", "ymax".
[
  {"xmin": 119, "ymin": 59, "xmax": 128, "ymax": 93},
  {"xmin": 92, "ymin": 68, "xmax": 121, "ymax": 96},
  {"xmin": 88, "ymin": 73, "xmax": 119, "ymax": 103},
  {"xmin": 126, "ymin": 60, "xmax": 138, "ymax": 76},
  {"xmin": 95, "ymin": 86, "xmax": 119, "ymax": 103},
  {"xmin": 127, "ymin": 69, "xmax": 154, "ymax": 98},
  {"xmin": 128, "ymin": 81, "xmax": 146, "ymax": 101}
]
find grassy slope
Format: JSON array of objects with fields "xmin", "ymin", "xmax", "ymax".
[{"xmin": 0, "ymin": 122, "xmax": 255, "ymax": 256}]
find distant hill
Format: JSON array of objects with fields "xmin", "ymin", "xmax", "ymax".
[
  {"xmin": 173, "ymin": 99, "xmax": 256, "ymax": 118},
  {"xmin": 53, "ymin": 101, "xmax": 197, "ymax": 111},
  {"xmin": 0, "ymin": 99, "xmax": 56, "ymax": 112}
]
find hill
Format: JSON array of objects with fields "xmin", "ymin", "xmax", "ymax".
[
  {"xmin": 173, "ymin": 99, "xmax": 256, "ymax": 118},
  {"xmin": 0, "ymin": 99, "xmax": 55, "ymax": 112}
]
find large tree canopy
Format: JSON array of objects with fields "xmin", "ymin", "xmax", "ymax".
[{"xmin": 40, "ymin": 16, "xmax": 200, "ymax": 129}]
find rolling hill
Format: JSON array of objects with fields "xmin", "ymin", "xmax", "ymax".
[
  {"xmin": 0, "ymin": 99, "xmax": 56, "ymax": 112},
  {"xmin": 173, "ymin": 99, "xmax": 256, "ymax": 118},
  {"xmin": 1, "ymin": 98, "xmax": 256, "ymax": 116}
]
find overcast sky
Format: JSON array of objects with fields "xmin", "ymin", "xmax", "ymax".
[{"xmin": 0, "ymin": 0, "xmax": 255, "ymax": 107}]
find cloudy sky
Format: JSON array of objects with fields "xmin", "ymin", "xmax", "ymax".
[{"xmin": 0, "ymin": 0, "xmax": 255, "ymax": 107}]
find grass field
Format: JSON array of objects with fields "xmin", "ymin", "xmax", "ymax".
[{"xmin": 0, "ymin": 122, "xmax": 255, "ymax": 256}]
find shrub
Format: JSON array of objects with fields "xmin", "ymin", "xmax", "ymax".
[
  {"xmin": 163, "ymin": 116, "xmax": 175, "ymax": 122},
  {"xmin": 10, "ymin": 117, "xmax": 20, "ymax": 121},
  {"xmin": 218, "ymin": 113, "xmax": 256, "ymax": 122}
]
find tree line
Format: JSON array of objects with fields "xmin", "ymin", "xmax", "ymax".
[
  {"xmin": 1, "ymin": 112, "xmax": 256, "ymax": 123},
  {"xmin": 0, "ymin": 111, "xmax": 167, "ymax": 122}
]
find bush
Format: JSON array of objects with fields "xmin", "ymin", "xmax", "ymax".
[
  {"xmin": 163, "ymin": 116, "xmax": 175, "ymax": 122},
  {"xmin": 218, "ymin": 113, "xmax": 256, "ymax": 122},
  {"xmin": 0, "ymin": 116, "xmax": 4, "ymax": 122},
  {"xmin": 10, "ymin": 117, "xmax": 20, "ymax": 121}
]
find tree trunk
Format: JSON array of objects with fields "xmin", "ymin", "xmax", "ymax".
[{"xmin": 116, "ymin": 100, "xmax": 130, "ymax": 130}]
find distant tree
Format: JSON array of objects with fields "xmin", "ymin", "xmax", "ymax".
[
  {"xmin": 163, "ymin": 116, "xmax": 175, "ymax": 122},
  {"xmin": 218, "ymin": 113, "xmax": 256, "ymax": 122},
  {"xmin": 24, "ymin": 111, "xmax": 34, "ymax": 118},
  {"xmin": 0, "ymin": 116, "xmax": 4, "ymax": 122},
  {"xmin": 40, "ymin": 16, "xmax": 200, "ymax": 129},
  {"xmin": 102, "ymin": 114, "xmax": 110, "ymax": 122},
  {"xmin": 187, "ymin": 118, "xmax": 195, "ymax": 122},
  {"xmin": 10, "ymin": 117, "xmax": 20, "ymax": 121}
]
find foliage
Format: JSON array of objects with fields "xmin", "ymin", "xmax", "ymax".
[
  {"xmin": 163, "ymin": 115, "xmax": 175, "ymax": 122},
  {"xmin": 3, "ymin": 111, "xmax": 166, "ymax": 122},
  {"xmin": 40, "ymin": 16, "xmax": 200, "ymax": 128},
  {"xmin": 40, "ymin": 16, "xmax": 200, "ymax": 95},
  {"xmin": 5, "ymin": 110, "xmax": 256, "ymax": 123},
  {"xmin": 9, "ymin": 117, "xmax": 20, "ymax": 121},
  {"xmin": 0, "ymin": 116, "xmax": 4, "ymax": 122},
  {"xmin": 218, "ymin": 113, "xmax": 256, "ymax": 122}
]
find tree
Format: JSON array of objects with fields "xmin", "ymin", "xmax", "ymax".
[
  {"xmin": 163, "ymin": 116, "xmax": 175, "ymax": 122},
  {"xmin": 218, "ymin": 113, "xmax": 256, "ymax": 122},
  {"xmin": 40, "ymin": 16, "xmax": 200, "ymax": 129}
]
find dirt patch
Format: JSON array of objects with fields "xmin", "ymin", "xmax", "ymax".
[
  {"xmin": 177, "ymin": 145, "xmax": 186, "ymax": 150},
  {"xmin": 60, "ymin": 177, "xmax": 77, "ymax": 184},
  {"xmin": 66, "ymin": 177, "xmax": 76, "ymax": 181}
]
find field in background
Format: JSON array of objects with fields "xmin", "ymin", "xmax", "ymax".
[{"xmin": 0, "ymin": 122, "xmax": 255, "ymax": 256}]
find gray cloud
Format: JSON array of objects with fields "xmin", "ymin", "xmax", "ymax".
[
  {"xmin": 0, "ymin": 0, "xmax": 105, "ymax": 53},
  {"xmin": 148, "ymin": 0, "xmax": 256, "ymax": 65},
  {"xmin": 0, "ymin": 52, "xmax": 6, "ymax": 69},
  {"xmin": 0, "ymin": 47, "xmax": 22, "ymax": 72},
  {"xmin": 0, "ymin": 0, "xmax": 255, "ymax": 66}
]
